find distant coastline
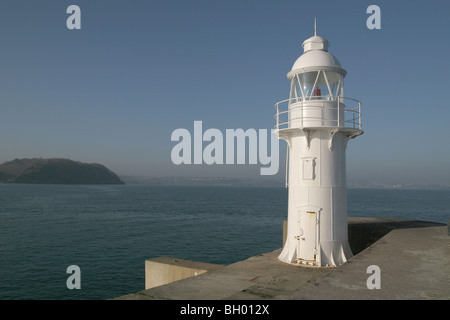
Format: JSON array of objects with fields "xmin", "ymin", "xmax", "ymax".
[{"xmin": 0, "ymin": 158, "xmax": 446, "ymax": 189}]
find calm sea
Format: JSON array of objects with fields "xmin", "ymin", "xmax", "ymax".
[{"xmin": 0, "ymin": 184, "xmax": 448, "ymax": 300}]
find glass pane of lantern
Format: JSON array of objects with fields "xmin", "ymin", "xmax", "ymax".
[
  {"xmin": 299, "ymin": 71, "xmax": 318, "ymax": 98},
  {"xmin": 323, "ymin": 71, "xmax": 344, "ymax": 97}
]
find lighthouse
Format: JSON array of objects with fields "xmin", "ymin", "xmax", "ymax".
[{"xmin": 275, "ymin": 22, "xmax": 363, "ymax": 267}]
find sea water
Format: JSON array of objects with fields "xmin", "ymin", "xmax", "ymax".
[{"xmin": 0, "ymin": 184, "xmax": 448, "ymax": 300}]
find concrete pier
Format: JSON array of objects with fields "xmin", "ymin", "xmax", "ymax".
[{"xmin": 115, "ymin": 217, "xmax": 449, "ymax": 300}]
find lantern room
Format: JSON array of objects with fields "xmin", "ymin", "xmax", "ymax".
[
  {"xmin": 287, "ymin": 35, "xmax": 347, "ymax": 102},
  {"xmin": 274, "ymin": 29, "xmax": 362, "ymax": 132}
]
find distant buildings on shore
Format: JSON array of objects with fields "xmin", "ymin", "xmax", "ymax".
[{"xmin": 118, "ymin": 175, "xmax": 450, "ymax": 189}]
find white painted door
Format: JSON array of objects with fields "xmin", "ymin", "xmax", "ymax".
[{"xmin": 298, "ymin": 211, "xmax": 317, "ymax": 261}]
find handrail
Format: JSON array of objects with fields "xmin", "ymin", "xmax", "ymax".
[
  {"xmin": 274, "ymin": 96, "xmax": 362, "ymax": 131},
  {"xmin": 274, "ymin": 96, "xmax": 361, "ymax": 108}
]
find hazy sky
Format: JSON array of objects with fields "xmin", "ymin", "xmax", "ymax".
[{"xmin": 0, "ymin": 0, "xmax": 449, "ymax": 186}]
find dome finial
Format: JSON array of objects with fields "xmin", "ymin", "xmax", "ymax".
[
  {"xmin": 314, "ymin": 17, "xmax": 317, "ymax": 36},
  {"xmin": 302, "ymin": 18, "xmax": 329, "ymax": 53}
]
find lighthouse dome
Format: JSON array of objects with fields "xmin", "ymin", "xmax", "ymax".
[
  {"xmin": 292, "ymin": 49, "xmax": 342, "ymax": 70},
  {"xmin": 288, "ymin": 35, "xmax": 346, "ymax": 78}
]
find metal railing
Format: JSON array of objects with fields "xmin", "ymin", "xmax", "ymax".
[{"xmin": 274, "ymin": 96, "xmax": 362, "ymax": 131}]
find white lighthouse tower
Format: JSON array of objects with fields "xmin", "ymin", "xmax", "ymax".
[{"xmin": 275, "ymin": 22, "xmax": 363, "ymax": 267}]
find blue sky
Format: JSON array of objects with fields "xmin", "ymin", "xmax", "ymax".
[{"xmin": 0, "ymin": 0, "xmax": 449, "ymax": 186}]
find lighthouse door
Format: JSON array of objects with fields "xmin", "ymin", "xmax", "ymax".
[{"xmin": 297, "ymin": 210, "xmax": 317, "ymax": 262}]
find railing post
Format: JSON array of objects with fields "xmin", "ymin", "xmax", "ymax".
[
  {"xmin": 276, "ymin": 103, "xmax": 279, "ymax": 130},
  {"xmin": 337, "ymin": 97, "xmax": 340, "ymax": 127},
  {"xmin": 352, "ymin": 112, "xmax": 355, "ymax": 129},
  {"xmin": 359, "ymin": 102, "xmax": 362, "ymax": 130}
]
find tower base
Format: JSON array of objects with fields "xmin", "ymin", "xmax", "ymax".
[{"xmin": 278, "ymin": 239, "xmax": 353, "ymax": 267}]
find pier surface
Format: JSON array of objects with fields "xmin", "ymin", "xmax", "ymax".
[{"xmin": 115, "ymin": 217, "xmax": 449, "ymax": 300}]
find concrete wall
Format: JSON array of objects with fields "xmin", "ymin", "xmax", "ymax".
[{"xmin": 145, "ymin": 257, "xmax": 224, "ymax": 289}]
